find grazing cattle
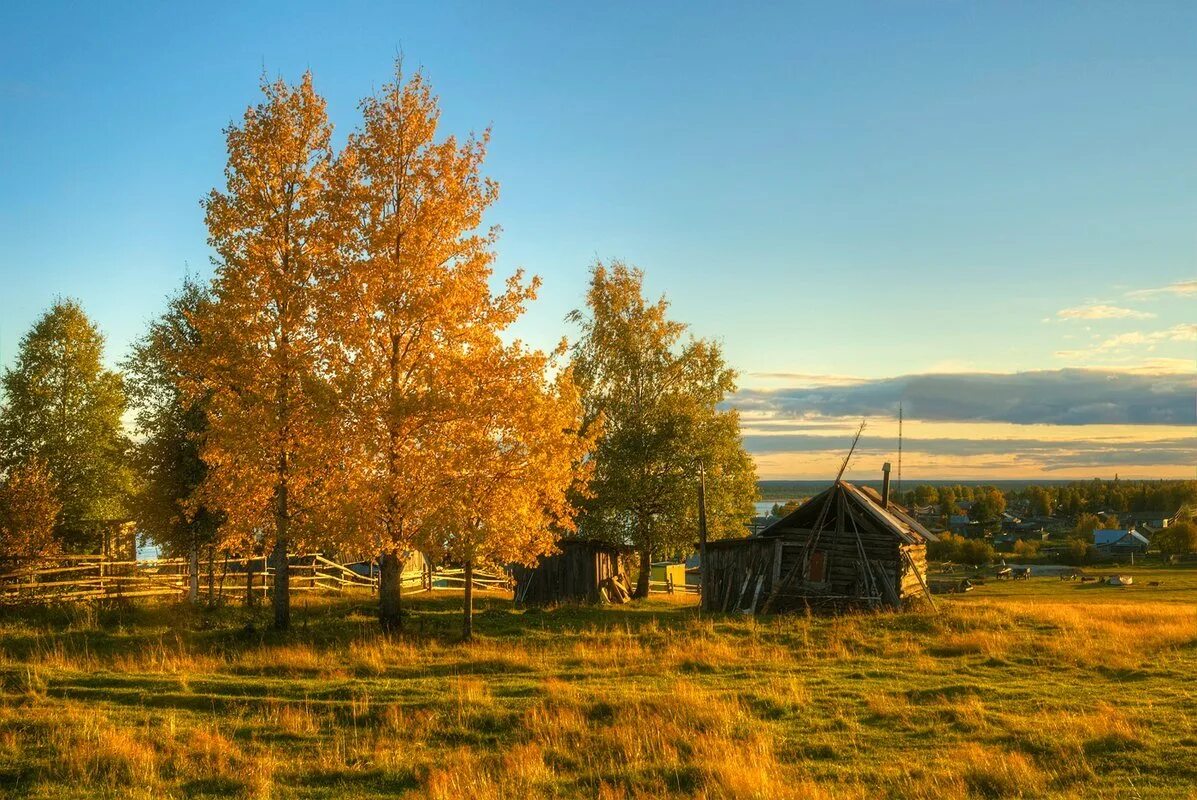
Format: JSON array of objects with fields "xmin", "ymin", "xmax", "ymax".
[
  {"xmin": 1012, "ymin": 567, "xmax": 1031, "ymax": 580},
  {"xmin": 995, "ymin": 567, "xmax": 1013, "ymax": 580},
  {"xmin": 1148, "ymin": 581, "xmax": 1161, "ymax": 587},
  {"xmin": 1080, "ymin": 576, "xmax": 1098, "ymax": 583}
]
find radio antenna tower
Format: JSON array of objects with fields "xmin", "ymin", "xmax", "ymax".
[{"xmin": 897, "ymin": 403, "xmax": 903, "ymax": 497}]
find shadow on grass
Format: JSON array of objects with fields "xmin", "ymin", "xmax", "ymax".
[{"xmin": 0, "ymin": 592, "xmax": 707, "ymax": 670}]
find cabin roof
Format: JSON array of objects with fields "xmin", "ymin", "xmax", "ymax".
[
  {"xmin": 1094, "ymin": 529, "xmax": 1150, "ymax": 547},
  {"xmin": 759, "ymin": 481, "xmax": 938, "ymax": 545}
]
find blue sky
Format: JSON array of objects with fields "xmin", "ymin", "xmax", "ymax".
[{"xmin": 1, "ymin": 2, "xmax": 1194, "ymax": 478}]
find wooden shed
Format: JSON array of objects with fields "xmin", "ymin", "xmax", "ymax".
[
  {"xmin": 513, "ymin": 539, "xmax": 629, "ymax": 606},
  {"xmin": 702, "ymin": 473, "xmax": 937, "ymax": 614}
]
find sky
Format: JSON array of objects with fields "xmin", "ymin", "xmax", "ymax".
[{"xmin": 1, "ymin": 1, "xmax": 1193, "ymax": 480}]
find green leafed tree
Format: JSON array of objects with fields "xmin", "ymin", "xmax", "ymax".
[
  {"xmin": 569, "ymin": 261, "xmax": 757, "ymax": 597},
  {"xmin": 1153, "ymin": 521, "xmax": 1197, "ymax": 558},
  {"xmin": 123, "ymin": 279, "xmax": 224, "ymax": 588},
  {"xmin": 1073, "ymin": 512, "xmax": 1101, "ymax": 542},
  {"xmin": 912, "ymin": 484, "xmax": 939, "ymax": 507},
  {"xmin": 968, "ymin": 488, "xmax": 1006, "ymax": 523},
  {"xmin": 938, "ymin": 487, "xmax": 957, "ymax": 522},
  {"xmin": 0, "ymin": 300, "xmax": 131, "ymax": 550}
]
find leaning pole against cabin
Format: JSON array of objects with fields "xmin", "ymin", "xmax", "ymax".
[{"xmin": 701, "ymin": 424, "xmax": 938, "ymax": 615}]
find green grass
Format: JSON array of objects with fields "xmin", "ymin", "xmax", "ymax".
[{"xmin": 0, "ymin": 566, "xmax": 1195, "ymax": 798}]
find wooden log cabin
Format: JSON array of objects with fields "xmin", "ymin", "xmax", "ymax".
[
  {"xmin": 512, "ymin": 539, "xmax": 628, "ymax": 606},
  {"xmin": 702, "ymin": 465, "xmax": 937, "ymax": 613}
]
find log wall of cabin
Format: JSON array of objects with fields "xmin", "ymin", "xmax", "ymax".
[{"xmin": 702, "ymin": 532, "xmax": 930, "ymax": 612}]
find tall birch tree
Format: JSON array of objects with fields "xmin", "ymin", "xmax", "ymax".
[
  {"xmin": 191, "ymin": 73, "xmax": 338, "ymax": 630},
  {"xmin": 327, "ymin": 65, "xmax": 531, "ymax": 631}
]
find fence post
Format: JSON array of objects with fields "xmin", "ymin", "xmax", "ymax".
[{"xmin": 188, "ymin": 545, "xmax": 199, "ymax": 604}]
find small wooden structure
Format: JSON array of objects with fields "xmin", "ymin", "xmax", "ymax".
[
  {"xmin": 512, "ymin": 539, "xmax": 627, "ymax": 606},
  {"xmin": 702, "ymin": 471, "xmax": 937, "ymax": 614}
]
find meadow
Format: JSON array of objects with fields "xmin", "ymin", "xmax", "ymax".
[{"xmin": 0, "ymin": 566, "xmax": 1195, "ymax": 799}]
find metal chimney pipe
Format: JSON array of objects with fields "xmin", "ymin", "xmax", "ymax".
[{"xmin": 881, "ymin": 462, "xmax": 892, "ymax": 509}]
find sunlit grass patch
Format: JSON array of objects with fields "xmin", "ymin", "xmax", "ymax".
[{"xmin": 0, "ymin": 576, "xmax": 1193, "ymax": 798}]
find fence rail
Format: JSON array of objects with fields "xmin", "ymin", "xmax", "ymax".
[
  {"xmin": 647, "ymin": 578, "xmax": 700, "ymax": 595},
  {"xmin": 0, "ymin": 554, "xmax": 512, "ymax": 606}
]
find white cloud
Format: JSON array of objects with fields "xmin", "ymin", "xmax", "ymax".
[
  {"xmin": 1098, "ymin": 323, "xmax": 1197, "ymax": 350},
  {"xmin": 1128, "ymin": 279, "xmax": 1197, "ymax": 298},
  {"xmin": 745, "ymin": 372, "xmax": 866, "ymax": 387},
  {"xmin": 1057, "ymin": 304, "xmax": 1155, "ymax": 320},
  {"xmin": 1056, "ymin": 324, "xmax": 1197, "ymax": 361}
]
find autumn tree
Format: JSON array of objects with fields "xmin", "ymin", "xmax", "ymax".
[
  {"xmin": 0, "ymin": 459, "xmax": 62, "ymax": 565},
  {"xmin": 968, "ymin": 488, "xmax": 1006, "ymax": 523},
  {"xmin": 435, "ymin": 347, "xmax": 591, "ymax": 639},
  {"xmin": 771, "ymin": 500, "xmax": 802, "ymax": 518},
  {"xmin": 1012, "ymin": 539, "xmax": 1041, "ymax": 558},
  {"xmin": 1026, "ymin": 485, "xmax": 1054, "ymax": 517},
  {"xmin": 0, "ymin": 300, "xmax": 131, "ymax": 549},
  {"xmin": 190, "ymin": 73, "xmax": 340, "ymax": 630},
  {"xmin": 1155, "ymin": 521, "xmax": 1197, "ymax": 557},
  {"xmin": 912, "ymin": 484, "xmax": 939, "ymax": 507},
  {"xmin": 1073, "ymin": 513, "xmax": 1101, "ymax": 541},
  {"xmin": 123, "ymin": 279, "xmax": 223, "ymax": 598},
  {"xmin": 325, "ymin": 65, "xmax": 531, "ymax": 631},
  {"xmin": 569, "ymin": 261, "xmax": 757, "ymax": 597},
  {"xmin": 938, "ymin": 488, "xmax": 957, "ymax": 522}
]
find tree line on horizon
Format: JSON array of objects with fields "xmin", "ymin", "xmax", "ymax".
[
  {"xmin": 0, "ymin": 64, "xmax": 757, "ymax": 635},
  {"xmin": 897, "ymin": 479, "xmax": 1197, "ymax": 522}
]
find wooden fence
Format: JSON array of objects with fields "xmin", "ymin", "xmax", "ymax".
[
  {"xmin": 0, "ymin": 554, "xmax": 512, "ymax": 606},
  {"xmin": 647, "ymin": 578, "xmax": 700, "ymax": 595}
]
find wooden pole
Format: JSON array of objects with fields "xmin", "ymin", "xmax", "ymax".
[
  {"xmin": 698, "ymin": 462, "xmax": 709, "ymax": 610},
  {"xmin": 188, "ymin": 544, "xmax": 199, "ymax": 604},
  {"xmin": 463, "ymin": 559, "xmax": 474, "ymax": 641}
]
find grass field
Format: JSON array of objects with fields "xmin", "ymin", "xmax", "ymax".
[{"xmin": 1, "ymin": 566, "xmax": 1195, "ymax": 799}]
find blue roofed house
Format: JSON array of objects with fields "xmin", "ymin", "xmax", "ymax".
[
  {"xmin": 949, "ymin": 515, "xmax": 975, "ymax": 534},
  {"xmin": 1094, "ymin": 529, "xmax": 1150, "ymax": 556}
]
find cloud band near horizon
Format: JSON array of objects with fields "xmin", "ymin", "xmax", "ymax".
[
  {"xmin": 730, "ymin": 368, "xmax": 1196, "ymax": 478},
  {"xmin": 732, "ymin": 368, "xmax": 1196, "ymax": 427}
]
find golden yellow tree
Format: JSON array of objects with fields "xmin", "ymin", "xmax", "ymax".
[
  {"xmin": 190, "ymin": 73, "xmax": 339, "ymax": 630},
  {"xmin": 327, "ymin": 64, "xmax": 533, "ymax": 631},
  {"xmin": 435, "ymin": 344, "xmax": 592, "ymax": 640}
]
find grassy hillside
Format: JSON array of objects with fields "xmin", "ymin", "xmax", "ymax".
[{"xmin": 1, "ymin": 568, "xmax": 1195, "ymax": 798}]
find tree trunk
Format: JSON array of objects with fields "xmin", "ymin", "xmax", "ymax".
[
  {"xmin": 245, "ymin": 558, "xmax": 257, "ymax": 607},
  {"xmin": 379, "ymin": 550, "xmax": 405, "ymax": 633},
  {"xmin": 206, "ymin": 545, "xmax": 216, "ymax": 607},
  {"xmin": 462, "ymin": 559, "xmax": 474, "ymax": 641},
  {"xmin": 271, "ymin": 539, "xmax": 290, "ymax": 631},
  {"xmin": 188, "ymin": 545, "xmax": 199, "ymax": 604},
  {"xmin": 634, "ymin": 548, "xmax": 652, "ymax": 598}
]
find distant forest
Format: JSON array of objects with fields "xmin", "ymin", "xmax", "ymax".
[{"xmin": 758, "ymin": 478, "xmax": 1197, "ymax": 517}]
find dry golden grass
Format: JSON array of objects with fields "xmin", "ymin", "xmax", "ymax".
[{"xmin": 0, "ymin": 571, "xmax": 1194, "ymax": 798}]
